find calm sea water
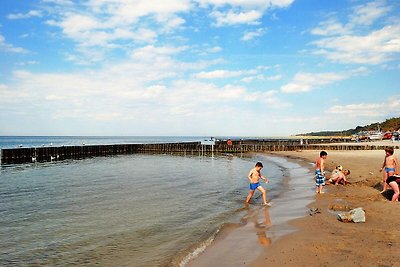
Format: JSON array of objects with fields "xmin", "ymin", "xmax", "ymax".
[
  {"xmin": 0, "ymin": 151, "xmax": 289, "ymax": 266},
  {"xmin": 0, "ymin": 137, "xmax": 314, "ymax": 266}
]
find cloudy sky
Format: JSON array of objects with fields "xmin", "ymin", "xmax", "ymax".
[{"xmin": 0, "ymin": 0, "xmax": 399, "ymax": 136}]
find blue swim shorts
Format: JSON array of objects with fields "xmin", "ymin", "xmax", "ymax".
[
  {"xmin": 315, "ymin": 169, "xmax": 325, "ymax": 186},
  {"xmin": 385, "ymin": 167, "xmax": 396, "ymax": 173},
  {"xmin": 250, "ymin": 182, "xmax": 261, "ymax": 190}
]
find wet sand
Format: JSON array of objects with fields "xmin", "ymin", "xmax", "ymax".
[
  {"xmin": 187, "ymin": 155, "xmax": 316, "ymax": 267},
  {"xmin": 187, "ymin": 149, "xmax": 400, "ymax": 266}
]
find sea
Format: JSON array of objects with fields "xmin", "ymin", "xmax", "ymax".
[{"xmin": 0, "ymin": 136, "xmax": 314, "ymax": 266}]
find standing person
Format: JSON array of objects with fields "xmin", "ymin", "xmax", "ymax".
[
  {"xmin": 245, "ymin": 162, "xmax": 270, "ymax": 206},
  {"xmin": 315, "ymin": 151, "xmax": 328, "ymax": 194},
  {"xmin": 379, "ymin": 147, "xmax": 399, "ymax": 193}
]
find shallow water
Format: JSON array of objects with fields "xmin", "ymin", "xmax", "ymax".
[
  {"xmin": 0, "ymin": 153, "xmax": 285, "ymax": 266},
  {"xmin": 185, "ymin": 154, "xmax": 315, "ymax": 267}
]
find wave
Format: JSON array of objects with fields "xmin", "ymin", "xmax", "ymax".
[
  {"xmin": 178, "ymin": 228, "xmax": 220, "ymax": 267},
  {"xmin": 175, "ymin": 222, "xmax": 243, "ymax": 267}
]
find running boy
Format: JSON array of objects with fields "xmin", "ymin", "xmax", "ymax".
[
  {"xmin": 245, "ymin": 162, "xmax": 270, "ymax": 206},
  {"xmin": 380, "ymin": 147, "xmax": 399, "ymax": 193},
  {"xmin": 315, "ymin": 151, "xmax": 328, "ymax": 194}
]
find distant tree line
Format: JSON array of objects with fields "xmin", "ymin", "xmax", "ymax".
[{"xmin": 297, "ymin": 117, "xmax": 400, "ymax": 137}]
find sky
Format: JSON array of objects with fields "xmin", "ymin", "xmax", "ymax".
[{"xmin": 0, "ymin": 0, "xmax": 399, "ymax": 136}]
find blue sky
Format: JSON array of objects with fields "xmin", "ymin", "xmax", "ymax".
[{"xmin": 0, "ymin": 0, "xmax": 399, "ymax": 136}]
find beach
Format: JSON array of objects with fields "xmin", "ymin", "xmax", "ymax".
[
  {"xmin": 252, "ymin": 149, "xmax": 400, "ymax": 267},
  {"xmin": 189, "ymin": 149, "xmax": 400, "ymax": 266},
  {"xmin": 2, "ymin": 138, "xmax": 400, "ymax": 266}
]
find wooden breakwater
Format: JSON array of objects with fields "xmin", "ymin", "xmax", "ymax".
[
  {"xmin": 1, "ymin": 139, "xmax": 399, "ymax": 165},
  {"xmin": 0, "ymin": 142, "xmax": 201, "ymax": 165}
]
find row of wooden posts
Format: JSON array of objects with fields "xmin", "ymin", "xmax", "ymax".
[{"xmin": 1, "ymin": 140, "xmax": 398, "ymax": 165}]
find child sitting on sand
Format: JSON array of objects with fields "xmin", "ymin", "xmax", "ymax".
[
  {"xmin": 379, "ymin": 147, "xmax": 399, "ymax": 193},
  {"xmin": 329, "ymin": 165, "xmax": 343, "ymax": 181},
  {"xmin": 329, "ymin": 169, "xmax": 351, "ymax": 185},
  {"xmin": 245, "ymin": 162, "xmax": 270, "ymax": 206},
  {"xmin": 315, "ymin": 151, "xmax": 328, "ymax": 194}
]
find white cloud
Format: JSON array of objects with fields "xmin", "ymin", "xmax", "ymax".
[
  {"xmin": 194, "ymin": 69, "xmax": 244, "ymax": 79},
  {"xmin": 157, "ymin": 16, "xmax": 186, "ymax": 32},
  {"xmin": 193, "ymin": 66, "xmax": 272, "ymax": 80},
  {"xmin": 42, "ymin": 0, "xmax": 74, "ymax": 5},
  {"xmin": 43, "ymin": 0, "xmax": 193, "ymax": 62},
  {"xmin": 310, "ymin": 18, "xmax": 351, "ymax": 36},
  {"xmin": 40, "ymin": 0, "xmax": 293, "ymax": 62},
  {"xmin": 16, "ymin": 61, "xmax": 40, "ymax": 66},
  {"xmin": 313, "ymin": 25, "xmax": 400, "ymax": 64},
  {"xmin": 207, "ymin": 46, "xmax": 222, "ymax": 53},
  {"xmin": 7, "ymin": 10, "xmax": 42, "ymax": 20},
  {"xmin": 211, "ymin": 10, "xmax": 263, "ymax": 26},
  {"xmin": 0, "ymin": 84, "xmax": 8, "ymax": 91},
  {"xmin": 0, "ymin": 34, "xmax": 28, "ymax": 53},
  {"xmin": 197, "ymin": 0, "xmax": 294, "ymax": 9},
  {"xmin": 0, "ymin": 46, "xmax": 289, "ymax": 132},
  {"xmin": 240, "ymin": 74, "xmax": 264, "ymax": 83},
  {"xmin": 311, "ymin": 0, "xmax": 392, "ymax": 36},
  {"xmin": 349, "ymin": 0, "xmax": 391, "ymax": 27},
  {"xmin": 130, "ymin": 45, "xmax": 188, "ymax": 66},
  {"xmin": 281, "ymin": 71, "xmax": 349, "ymax": 93},
  {"xmin": 199, "ymin": 0, "xmax": 294, "ymax": 26},
  {"xmin": 87, "ymin": 0, "xmax": 192, "ymax": 23},
  {"xmin": 310, "ymin": 0, "xmax": 399, "ymax": 65},
  {"xmin": 266, "ymin": 74, "xmax": 282, "ymax": 81},
  {"xmin": 242, "ymin": 28, "xmax": 266, "ymax": 41},
  {"xmin": 326, "ymin": 97, "xmax": 400, "ymax": 117}
]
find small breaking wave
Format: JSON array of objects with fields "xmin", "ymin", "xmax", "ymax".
[{"xmin": 178, "ymin": 227, "xmax": 221, "ymax": 267}]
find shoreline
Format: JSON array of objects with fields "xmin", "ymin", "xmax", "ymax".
[
  {"xmin": 186, "ymin": 149, "xmax": 400, "ymax": 266},
  {"xmin": 185, "ymin": 154, "xmax": 316, "ymax": 267}
]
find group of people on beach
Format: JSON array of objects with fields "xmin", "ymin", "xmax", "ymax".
[
  {"xmin": 314, "ymin": 151, "xmax": 351, "ymax": 194},
  {"xmin": 245, "ymin": 146, "xmax": 399, "ymax": 205},
  {"xmin": 314, "ymin": 148, "xmax": 399, "ymax": 201}
]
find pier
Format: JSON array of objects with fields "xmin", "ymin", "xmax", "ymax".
[{"xmin": 1, "ymin": 139, "xmax": 399, "ymax": 165}]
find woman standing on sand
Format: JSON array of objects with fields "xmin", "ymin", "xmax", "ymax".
[{"xmin": 379, "ymin": 147, "xmax": 399, "ymax": 199}]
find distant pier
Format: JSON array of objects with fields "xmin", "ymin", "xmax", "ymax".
[{"xmin": 1, "ymin": 138, "xmax": 399, "ymax": 165}]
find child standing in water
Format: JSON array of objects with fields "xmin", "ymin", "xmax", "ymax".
[
  {"xmin": 315, "ymin": 151, "xmax": 328, "ymax": 194},
  {"xmin": 380, "ymin": 147, "xmax": 399, "ymax": 193},
  {"xmin": 245, "ymin": 162, "xmax": 270, "ymax": 206}
]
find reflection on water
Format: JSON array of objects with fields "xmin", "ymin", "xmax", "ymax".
[
  {"xmin": 186, "ymin": 155, "xmax": 315, "ymax": 267},
  {"xmin": 242, "ymin": 206, "xmax": 272, "ymax": 246}
]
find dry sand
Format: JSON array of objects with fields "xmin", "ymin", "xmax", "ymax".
[{"xmin": 251, "ymin": 149, "xmax": 400, "ymax": 267}]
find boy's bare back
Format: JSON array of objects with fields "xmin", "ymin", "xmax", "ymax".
[
  {"xmin": 385, "ymin": 155, "xmax": 398, "ymax": 168},
  {"xmin": 316, "ymin": 157, "xmax": 324, "ymax": 170}
]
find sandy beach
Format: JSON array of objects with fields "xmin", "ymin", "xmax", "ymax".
[
  {"xmin": 189, "ymin": 148, "xmax": 400, "ymax": 267},
  {"xmin": 252, "ymin": 149, "xmax": 400, "ymax": 267}
]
